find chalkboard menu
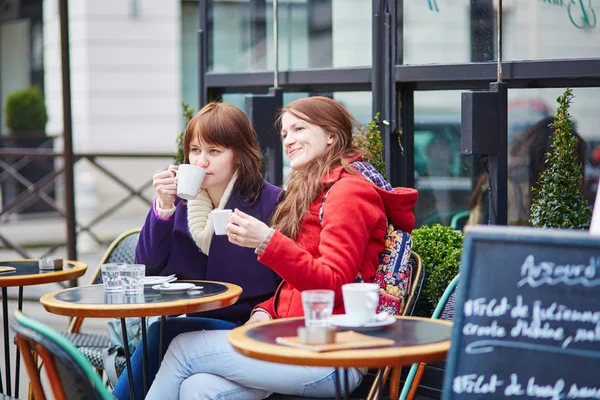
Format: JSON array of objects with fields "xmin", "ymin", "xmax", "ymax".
[{"xmin": 443, "ymin": 225, "xmax": 600, "ymax": 399}]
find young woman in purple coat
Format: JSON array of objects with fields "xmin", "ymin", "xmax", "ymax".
[{"xmin": 113, "ymin": 102, "xmax": 282, "ymax": 400}]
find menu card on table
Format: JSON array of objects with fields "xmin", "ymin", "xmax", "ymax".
[{"xmin": 444, "ymin": 226, "xmax": 600, "ymax": 399}]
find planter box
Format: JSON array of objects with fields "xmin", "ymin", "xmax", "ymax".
[{"xmin": 0, "ymin": 136, "xmax": 56, "ymax": 215}]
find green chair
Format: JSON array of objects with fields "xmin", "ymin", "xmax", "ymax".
[
  {"xmin": 398, "ymin": 274, "xmax": 460, "ymax": 400},
  {"xmin": 12, "ymin": 311, "xmax": 114, "ymax": 400},
  {"xmin": 450, "ymin": 210, "xmax": 470, "ymax": 231}
]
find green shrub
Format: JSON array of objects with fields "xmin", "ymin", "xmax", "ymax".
[
  {"xmin": 174, "ymin": 102, "xmax": 195, "ymax": 165},
  {"xmin": 411, "ymin": 224, "xmax": 463, "ymax": 316},
  {"xmin": 529, "ymin": 88, "xmax": 592, "ymax": 229},
  {"xmin": 5, "ymin": 86, "xmax": 48, "ymax": 136},
  {"xmin": 355, "ymin": 113, "xmax": 387, "ymax": 180}
]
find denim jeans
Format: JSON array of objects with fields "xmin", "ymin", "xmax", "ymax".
[
  {"xmin": 146, "ymin": 330, "xmax": 364, "ymax": 400},
  {"xmin": 113, "ymin": 317, "xmax": 236, "ymax": 400}
]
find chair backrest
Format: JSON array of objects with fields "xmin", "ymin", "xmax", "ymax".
[
  {"xmin": 403, "ymin": 251, "xmax": 425, "ymax": 316},
  {"xmin": 12, "ymin": 311, "xmax": 114, "ymax": 400},
  {"xmin": 90, "ymin": 228, "xmax": 141, "ymax": 285},
  {"xmin": 70, "ymin": 228, "xmax": 140, "ymax": 333}
]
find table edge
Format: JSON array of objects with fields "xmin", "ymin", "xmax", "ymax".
[
  {"xmin": 0, "ymin": 260, "xmax": 87, "ymax": 287},
  {"xmin": 40, "ymin": 281, "xmax": 243, "ymax": 318},
  {"xmin": 228, "ymin": 316, "xmax": 452, "ymax": 368}
]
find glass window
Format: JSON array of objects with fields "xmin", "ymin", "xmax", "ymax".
[
  {"xmin": 209, "ymin": 0, "xmax": 372, "ymax": 73},
  {"xmin": 413, "ymin": 90, "xmax": 477, "ymax": 228},
  {"xmin": 504, "ymin": 1, "xmax": 600, "ymax": 61},
  {"xmin": 182, "ymin": 1, "xmax": 200, "ymax": 111},
  {"xmin": 402, "ymin": 0, "xmax": 496, "ymax": 64},
  {"xmin": 505, "ymin": 87, "xmax": 599, "ymax": 226}
]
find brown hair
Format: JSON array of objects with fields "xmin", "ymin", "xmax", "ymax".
[
  {"xmin": 183, "ymin": 102, "xmax": 263, "ymax": 203},
  {"xmin": 270, "ymin": 96, "xmax": 365, "ymax": 239}
]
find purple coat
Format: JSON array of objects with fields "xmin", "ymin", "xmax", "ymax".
[{"xmin": 135, "ymin": 181, "xmax": 282, "ymax": 325}]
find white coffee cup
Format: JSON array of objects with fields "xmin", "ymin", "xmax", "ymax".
[
  {"xmin": 176, "ymin": 164, "xmax": 206, "ymax": 200},
  {"xmin": 342, "ymin": 283, "xmax": 380, "ymax": 325},
  {"xmin": 211, "ymin": 209, "xmax": 233, "ymax": 235}
]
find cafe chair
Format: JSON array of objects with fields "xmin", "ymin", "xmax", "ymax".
[
  {"xmin": 12, "ymin": 311, "xmax": 114, "ymax": 400},
  {"xmin": 398, "ymin": 274, "xmax": 460, "ymax": 400},
  {"xmin": 61, "ymin": 228, "xmax": 140, "ymax": 380},
  {"xmin": 367, "ymin": 250, "xmax": 425, "ymax": 400}
]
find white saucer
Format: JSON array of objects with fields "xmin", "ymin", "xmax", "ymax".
[
  {"xmin": 152, "ymin": 283, "xmax": 195, "ymax": 294},
  {"xmin": 144, "ymin": 276, "xmax": 175, "ymax": 287},
  {"xmin": 329, "ymin": 314, "xmax": 396, "ymax": 331}
]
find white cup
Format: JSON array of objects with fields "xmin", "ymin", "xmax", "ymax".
[
  {"xmin": 342, "ymin": 283, "xmax": 380, "ymax": 325},
  {"xmin": 176, "ymin": 164, "xmax": 206, "ymax": 200},
  {"xmin": 211, "ymin": 209, "xmax": 233, "ymax": 235}
]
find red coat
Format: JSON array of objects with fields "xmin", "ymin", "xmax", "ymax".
[{"xmin": 256, "ymin": 163, "xmax": 418, "ymax": 319}]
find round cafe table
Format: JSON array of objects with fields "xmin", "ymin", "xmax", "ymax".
[
  {"xmin": 40, "ymin": 280, "xmax": 242, "ymax": 400},
  {"xmin": 228, "ymin": 316, "xmax": 452, "ymax": 400},
  {"xmin": 0, "ymin": 259, "xmax": 87, "ymax": 398}
]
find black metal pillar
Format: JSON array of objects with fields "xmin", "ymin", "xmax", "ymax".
[
  {"xmin": 198, "ymin": 0, "xmax": 209, "ymax": 108},
  {"xmin": 59, "ymin": 0, "xmax": 77, "ymax": 267},
  {"xmin": 245, "ymin": 89, "xmax": 283, "ymax": 186},
  {"xmin": 488, "ymin": 81, "xmax": 508, "ymax": 225},
  {"xmin": 396, "ymin": 86, "xmax": 414, "ymax": 189},
  {"xmin": 372, "ymin": 0, "xmax": 398, "ymax": 184}
]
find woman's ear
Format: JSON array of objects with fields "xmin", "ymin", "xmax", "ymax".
[{"xmin": 327, "ymin": 135, "xmax": 334, "ymax": 145}]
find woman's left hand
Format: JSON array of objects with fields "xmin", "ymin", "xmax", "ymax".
[{"xmin": 226, "ymin": 208, "xmax": 271, "ymax": 248}]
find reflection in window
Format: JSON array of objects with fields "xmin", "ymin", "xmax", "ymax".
[
  {"xmin": 413, "ymin": 91, "xmax": 476, "ymax": 228},
  {"xmin": 402, "ymin": 0, "xmax": 496, "ymax": 65},
  {"xmin": 505, "ymin": 88, "xmax": 599, "ymax": 225},
  {"xmin": 209, "ymin": 0, "xmax": 371, "ymax": 72},
  {"xmin": 504, "ymin": 1, "xmax": 600, "ymax": 61}
]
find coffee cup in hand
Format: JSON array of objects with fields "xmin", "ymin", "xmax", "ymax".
[
  {"xmin": 176, "ymin": 164, "xmax": 206, "ymax": 200},
  {"xmin": 342, "ymin": 283, "xmax": 380, "ymax": 325},
  {"xmin": 211, "ymin": 209, "xmax": 233, "ymax": 235}
]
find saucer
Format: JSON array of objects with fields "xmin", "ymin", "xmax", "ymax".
[
  {"xmin": 329, "ymin": 314, "xmax": 396, "ymax": 332},
  {"xmin": 152, "ymin": 283, "xmax": 195, "ymax": 294}
]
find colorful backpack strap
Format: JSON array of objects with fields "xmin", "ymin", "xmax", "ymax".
[{"xmin": 318, "ymin": 189, "xmax": 331, "ymax": 226}]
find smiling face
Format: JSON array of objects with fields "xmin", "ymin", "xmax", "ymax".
[
  {"xmin": 188, "ymin": 135, "xmax": 236, "ymax": 191},
  {"xmin": 281, "ymin": 111, "xmax": 334, "ymax": 171}
]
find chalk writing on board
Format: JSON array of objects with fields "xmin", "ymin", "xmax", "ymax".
[
  {"xmin": 453, "ymin": 372, "xmax": 600, "ymax": 399},
  {"xmin": 517, "ymin": 255, "xmax": 600, "ymax": 288}
]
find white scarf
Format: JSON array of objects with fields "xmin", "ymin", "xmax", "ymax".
[{"xmin": 187, "ymin": 171, "xmax": 237, "ymax": 255}]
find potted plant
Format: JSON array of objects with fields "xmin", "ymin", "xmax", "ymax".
[
  {"xmin": 1, "ymin": 85, "xmax": 53, "ymax": 213},
  {"xmin": 354, "ymin": 112, "xmax": 387, "ymax": 179},
  {"xmin": 529, "ymin": 88, "xmax": 592, "ymax": 229}
]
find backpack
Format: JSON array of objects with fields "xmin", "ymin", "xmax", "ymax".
[{"xmin": 319, "ymin": 163, "xmax": 413, "ymax": 316}]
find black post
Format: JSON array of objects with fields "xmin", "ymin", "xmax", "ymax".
[
  {"xmin": 396, "ymin": 86, "xmax": 414, "ymax": 189},
  {"xmin": 245, "ymin": 89, "xmax": 283, "ymax": 186},
  {"xmin": 488, "ymin": 81, "xmax": 508, "ymax": 225},
  {"xmin": 372, "ymin": 0, "xmax": 397, "ymax": 183},
  {"xmin": 59, "ymin": 0, "xmax": 78, "ymax": 268},
  {"xmin": 198, "ymin": 0, "xmax": 209, "ymax": 108}
]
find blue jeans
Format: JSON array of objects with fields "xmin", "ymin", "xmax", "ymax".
[
  {"xmin": 113, "ymin": 317, "xmax": 236, "ymax": 400},
  {"xmin": 145, "ymin": 330, "xmax": 364, "ymax": 400}
]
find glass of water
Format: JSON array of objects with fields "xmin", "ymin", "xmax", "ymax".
[
  {"xmin": 120, "ymin": 264, "xmax": 146, "ymax": 294},
  {"xmin": 100, "ymin": 263, "xmax": 124, "ymax": 292},
  {"xmin": 301, "ymin": 289, "xmax": 334, "ymax": 327}
]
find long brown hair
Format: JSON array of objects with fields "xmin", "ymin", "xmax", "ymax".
[
  {"xmin": 183, "ymin": 102, "xmax": 264, "ymax": 203},
  {"xmin": 270, "ymin": 96, "xmax": 365, "ymax": 239}
]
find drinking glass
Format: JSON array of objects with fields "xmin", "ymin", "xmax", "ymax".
[
  {"xmin": 301, "ymin": 289, "xmax": 334, "ymax": 327},
  {"xmin": 100, "ymin": 263, "xmax": 124, "ymax": 292},
  {"xmin": 120, "ymin": 264, "xmax": 146, "ymax": 294}
]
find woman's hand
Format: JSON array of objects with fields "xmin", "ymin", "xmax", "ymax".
[
  {"xmin": 226, "ymin": 209, "xmax": 271, "ymax": 248},
  {"xmin": 244, "ymin": 310, "xmax": 271, "ymax": 325},
  {"xmin": 153, "ymin": 164, "xmax": 178, "ymax": 209}
]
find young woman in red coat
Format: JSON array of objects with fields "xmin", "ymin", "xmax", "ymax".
[{"xmin": 146, "ymin": 96, "xmax": 418, "ymax": 400}]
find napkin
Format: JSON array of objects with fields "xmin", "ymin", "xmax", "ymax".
[
  {"xmin": 275, "ymin": 331, "xmax": 395, "ymax": 352},
  {"xmin": 0, "ymin": 266, "xmax": 16, "ymax": 274}
]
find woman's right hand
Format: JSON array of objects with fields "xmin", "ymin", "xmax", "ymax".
[{"xmin": 153, "ymin": 164, "xmax": 178, "ymax": 209}]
